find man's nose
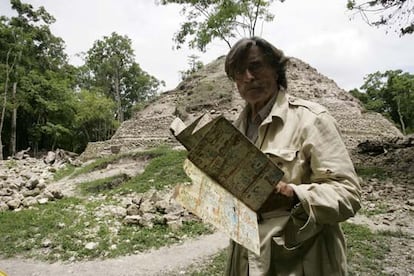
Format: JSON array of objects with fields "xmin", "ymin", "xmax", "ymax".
[{"xmin": 240, "ymin": 68, "xmax": 255, "ymax": 81}]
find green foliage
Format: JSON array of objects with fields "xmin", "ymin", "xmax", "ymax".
[
  {"xmin": 159, "ymin": 0, "xmax": 279, "ymax": 52},
  {"xmin": 0, "ymin": 2, "xmax": 164, "ymax": 157},
  {"xmin": 73, "ymin": 89, "xmax": 119, "ymax": 151},
  {"xmin": 0, "ymin": 0, "xmax": 78, "ymax": 156},
  {"xmin": 351, "ymin": 70, "xmax": 414, "ymax": 134},
  {"xmin": 347, "ymin": 0, "xmax": 414, "ymax": 36},
  {"xmin": 180, "ymin": 54, "xmax": 204, "ymax": 80},
  {"xmin": 82, "ymin": 32, "xmax": 163, "ymax": 122}
]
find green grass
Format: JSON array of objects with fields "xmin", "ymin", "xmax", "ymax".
[
  {"xmin": 53, "ymin": 164, "xmax": 76, "ymax": 181},
  {"xmin": 72, "ymin": 147, "xmax": 189, "ymax": 196},
  {"xmin": 0, "ymin": 145, "xmax": 210, "ymax": 261},
  {"xmin": 188, "ymin": 250, "xmax": 228, "ymax": 276},
  {"xmin": 4, "ymin": 159, "xmax": 17, "ymax": 169},
  {"xmin": 111, "ymin": 148, "xmax": 189, "ymax": 194},
  {"xmin": 343, "ymin": 222, "xmax": 390, "ymax": 275},
  {"xmin": 77, "ymin": 174, "xmax": 130, "ymax": 195},
  {"xmin": 355, "ymin": 166, "xmax": 388, "ymax": 180},
  {"xmin": 169, "ymin": 249, "xmax": 228, "ymax": 276},
  {"xmin": 377, "ymin": 228, "xmax": 412, "ymax": 239},
  {"xmin": 359, "ymin": 202, "xmax": 389, "ymax": 216},
  {"xmin": 0, "ymin": 197, "xmax": 212, "ymax": 261},
  {"xmin": 53, "ymin": 145, "xmax": 189, "ymax": 197},
  {"xmin": 67, "ymin": 147, "xmax": 162, "ymax": 179},
  {"xmin": 182, "ymin": 223, "xmax": 393, "ymax": 275}
]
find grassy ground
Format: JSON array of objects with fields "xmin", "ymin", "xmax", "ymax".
[
  {"xmin": 181, "ymin": 222, "xmax": 395, "ymax": 276},
  {"xmin": 0, "ymin": 153, "xmax": 410, "ymax": 275},
  {"xmin": 0, "ymin": 146, "xmax": 210, "ymax": 262}
]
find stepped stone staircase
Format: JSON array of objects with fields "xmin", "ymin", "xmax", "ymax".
[{"xmin": 81, "ymin": 56, "xmax": 402, "ymax": 160}]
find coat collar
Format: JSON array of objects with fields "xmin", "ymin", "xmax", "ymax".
[
  {"xmin": 234, "ymin": 88, "xmax": 289, "ymax": 132},
  {"xmin": 261, "ymin": 88, "xmax": 288, "ymax": 126}
]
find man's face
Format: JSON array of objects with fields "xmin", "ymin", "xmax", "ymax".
[{"xmin": 234, "ymin": 45, "xmax": 278, "ymax": 109}]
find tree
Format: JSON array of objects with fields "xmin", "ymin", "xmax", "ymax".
[
  {"xmin": 122, "ymin": 62, "xmax": 163, "ymax": 119},
  {"xmin": 179, "ymin": 54, "xmax": 204, "ymax": 80},
  {"xmin": 351, "ymin": 70, "xmax": 414, "ymax": 134},
  {"xmin": 84, "ymin": 32, "xmax": 163, "ymax": 122},
  {"xmin": 159, "ymin": 0, "xmax": 279, "ymax": 52},
  {"xmin": 0, "ymin": 0, "xmax": 71, "ymax": 158},
  {"xmin": 347, "ymin": 0, "xmax": 414, "ymax": 36},
  {"xmin": 18, "ymin": 68, "xmax": 78, "ymax": 154},
  {"xmin": 73, "ymin": 89, "xmax": 119, "ymax": 152}
]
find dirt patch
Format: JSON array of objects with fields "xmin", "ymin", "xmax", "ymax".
[{"xmin": 47, "ymin": 157, "xmax": 149, "ymax": 197}]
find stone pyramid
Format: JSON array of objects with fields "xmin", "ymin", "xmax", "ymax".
[{"xmin": 81, "ymin": 56, "xmax": 402, "ymax": 159}]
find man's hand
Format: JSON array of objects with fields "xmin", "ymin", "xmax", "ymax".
[
  {"xmin": 259, "ymin": 181, "xmax": 299, "ymax": 213},
  {"xmin": 275, "ymin": 181, "xmax": 295, "ymax": 198}
]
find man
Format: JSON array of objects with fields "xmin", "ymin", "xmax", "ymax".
[{"xmin": 224, "ymin": 37, "xmax": 361, "ymax": 275}]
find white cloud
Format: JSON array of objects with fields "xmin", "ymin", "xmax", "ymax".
[{"xmin": 1, "ymin": 0, "xmax": 413, "ymax": 92}]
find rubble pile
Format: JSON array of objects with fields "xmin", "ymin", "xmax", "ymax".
[
  {"xmin": 0, "ymin": 151, "xmax": 200, "ymax": 231},
  {"xmin": 115, "ymin": 188, "xmax": 199, "ymax": 230},
  {"xmin": 0, "ymin": 149, "xmax": 80, "ymax": 211}
]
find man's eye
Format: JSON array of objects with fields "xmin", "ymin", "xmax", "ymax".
[{"xmin": 248, "ymin": 62, "xmax": 263, "ymax": 72}]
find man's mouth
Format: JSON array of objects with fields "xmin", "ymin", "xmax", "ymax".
[{"xmin": 246, "ymin": 84, "xmax": 262, "ymax": 91}]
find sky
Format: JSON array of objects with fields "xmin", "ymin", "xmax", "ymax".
[{"xmin": 1, "ymin": 0, "xmax": 414, "ymax": 92}]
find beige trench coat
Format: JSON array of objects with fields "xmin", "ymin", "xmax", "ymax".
[{"xmin": 225, "ymin": 90, "xmax": 361, "ymax": 276}]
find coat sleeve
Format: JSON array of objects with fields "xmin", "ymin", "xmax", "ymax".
[{"xmin": 289, "ymin": 112, "xmax": 361, "ymax": 240}]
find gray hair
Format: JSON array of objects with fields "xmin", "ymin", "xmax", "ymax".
[{"xmin": 225, "ymin": 37, "xmax": 289, "ymax": 89}]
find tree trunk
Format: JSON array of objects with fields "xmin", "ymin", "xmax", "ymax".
[
  {"xmin": 0, "ymin": 50, "xmax": 12, "ymax": 160},
  {"xmin": 0, "ymin": 83, "xmax": 7, "ymax": 160},
  {"xmin": 396, "ymin": 97, "xmax": 406, "ymax": 135},
  {"xmin": 114, "ymin": 75, "xmax": 123, "ymax": 123},
  {"xmin": 10, "ymin": 82, "xmax": 17, "ymax": 156},
  {"xmin": 0, "ymin": 80, "xmax": 7, "ymax": 160}
]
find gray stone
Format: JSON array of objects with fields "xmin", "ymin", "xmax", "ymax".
[
  {"xmin": 22, "ymin": 187, "xmax": 41, "ymax": 197},
  {"xmin": 42, "ymin": 238, "xmax": 53, "ymax": 248},
  {"xmin": 140, "ymin": 213, "xmax": 156, "ymax": 228},
  {"xmin": 22, "ymin": 197, "xmax": 38, "ymax": 207},
  {"xmin": 0, "ymin": 201, "xmax": 9, "ymax": 212},
  {"xmin": 109, "ymin": 206, "xmax": 127, "ymax": 218},
  {"xmin": 38, "ymin": 198, "xmax": 49, "ymax": 204},
  {"xmin": 126, "ymin": 204, "xmax": 140, "ymax": 216},
  {"xmin": 139, "ymin": 199, "xmax": 156, "ymax": 213},
  {"xmin": 167, "ymin": 218, "xmax": 183, "ymax": 231},
  {"xmin": 84, "ymin": 242, "xmax": 98, "ymax": 250},
  {"xmin": 7, "ymin": 198, "xmax": 21, "ymax": 209},
  {"xmin": 124, "ymin": 215, "xmax": 141, "ymax": 225}
]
